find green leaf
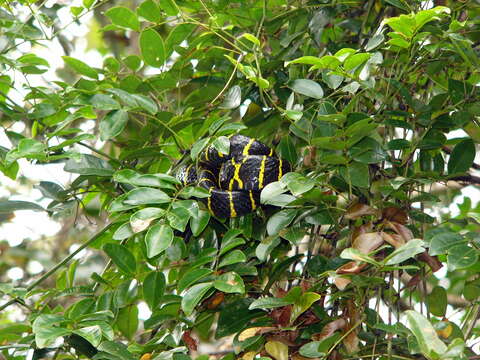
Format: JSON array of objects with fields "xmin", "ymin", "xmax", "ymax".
[
  {"xmin": 212, "ymin": 136, "xmax": 230, "ymax": 155},
  {"xmin": 105, "ymin": 6, "xmax": 140, "ymax": 31},
  {"xmin": 280, "ymin": 173, "xmax": 315, "ymax": 196},
  {"xmin": 103, "ymin": 244, "xmax": 136, "ymax": 275},
  {"xmin": 260, "ymin": 181, "xmax": 296, "ymax": 206},
  {"xmin": 447, "ymin": 244, "xmax": 478, "ymax": 270},
  {"xmin": 239, "ymin": 33, "xmax": 260, "ymax": 47},
  {"xmin": 384, "ymin": 239, "xmax": 425, "ymax": 265},
  {"xmin": 130, "ymin": 207, "xmax": 165, "ymax": 233},
  {"xmin": 191, "ymin": 138, "xmax": 210, "ymax": 160},
  {"xmin": 219, "ymin": 85, "xmax": 241, "ymax": 110},
  {"xmin": 447, "ymin": 139, "xmax": 475, "ymax": 175},
  {"xmin": 343, "ymin": 53, "xmax": 371, "ymax": 71},
  {"xmin": 98, "ymin": 341, "xmax": 136, "ymax": 360},
  {"xmin": 114, "ymin": 169, "xmax": 180, "ymax": 188},
  {"xmin": 339, "ymin": 162, "xmax": 370, "ymax": 188},
  {"xmin": 123, "ymin": 187, "xmax": 170, "ymax": 205},
  {"xmin": 265, "ymin": 341, "xmax": 288, "ymax": 360},
  {"xmin": 181, "ymin": 282, "xmax": 213, "ymax": 316},
  {"xmin": 289, "ymin": 79, "xmax": 323, "ymax": 99},
  {"xmin": 249, "ymin": 297, "xmax": 293, "ymax": 310},
  {"xmin": 290, "ymin": 292, "xmax": 321, "ymax": 323},
  {"xmin": 216, "ymin": 298, "xmax": 264, "ymax": 338},
  {"xmin": 64, "ymin": 154, "xmax": 114, "ymax": 176},
  {"xmin": 340, "ymin": 248, "xmax": 379, "ymax": 266},
  {"xmin": 267, "ymin": 209, "xmax": 298, "ymax": 236},
  {"xmin": 137, "ymin": 0, "xmax": 161, "ymax": 22},
  {"xmin": 213, "ymin": 272, "xmax": 245, "ymax": 293},
  {"xmin": 143, "ymin": 271, "xmax": 166, "ymax": 310},
  {"xmin": 91, "ymin": 94, "xmax": 120, "ymax": 110},
  {"xmin": 100, "ymin": 110, "xmax": 129, "ymax": 140},
  {"xmin": 33, "ymin": 315, "xmax": 70, "ymax": 349},
  {"xmin": 139, "ymin": 29, "xmax": 165, "ymax": 67},
  {"xmin": 145, "ymin": 223, "xmax": 174, "ymax": 258},
  {"xmin": 220, "ymin": 229, "xmax": 245, "ymax": 256},
  {"xmin": 0, "ymin": 200, "xmax": 45, "ymax": 213},
  {"xmin": 159, "ymin": 0, "xmax": 178, "ymax": 16},
  {"xmin": 72, "ymin": 325, "xmax": 102, "ymax": 348},
  {"xmin": 112, "ymin": 222, "xmax": 134, "ymax": 240},
  {"xmin": 178, "ymin": 268, "xmax": 213, "ymax": 293},
  {"xmin": 429, "ymin": 231, "xmax": 465, "ymax": 256},
  {"xmin": 167, "ymin": 206, "xmax": 191, "ymax": 232},
  {"xmin": 131, "ymin": 94, "xmax": 158, "ymax": 115},
  {"xmin": 116, "ymin": 305, "xmax": 138, "ymax": 340},
  {"xmin": 62, "ymin": 56, "xmax": 98, "ymax": 79},
  {"xmin": 405, "ymin": 310, "xmax": 447, "ymax": 358},
  {"xmin": 190, "ymin": 209, "xmax": 210, "ymax": 236},
  {"xmin": 219, "ymin": 249, "xmax": 246, "ymax": 268},
  {"xmin": 427, "ymin": 286, "xmax": 447, "ymax": 317}
]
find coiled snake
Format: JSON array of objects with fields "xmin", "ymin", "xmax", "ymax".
[{"xmin": 177, "ymin": 135, "xmax": 291, "ymax": 218}]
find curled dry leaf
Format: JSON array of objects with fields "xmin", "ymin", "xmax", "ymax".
[
  {"xmin": 351, "ymin": 222, "xmax": 373, "ymax": 241},
  {"xmin": 387, "ymin": 221, "xmax": 413, "ymax": 242},
  {"xmin": 303, "ymin": 146, "xmax": 316, "ymax": 167},
  {"xmin": 352, "ymin": 232, "xmax": 384, "ymax": 254},
  {"xmin": 336, "ymin": 261, "xmax": 367, "ymax": 274},
  {"xmin": 313, "ymin": 318, "xmax": 347, "ymax": 341},
  {"xmin": 345, "ymin": 203, "xmax": 377, "ymax": 220},
  {"xmin": 417, "ymin": 251, "xmax": 443, "ymax": 272},
  {"xmin": 382, "ymin": 207, "xmax": 408, "ymax": 224},
  {"xmin": 381, "ymin": 231, "xmax": 405, "ymax": 249},
  {"xmin": 334, "ymin": 277, "xmax": 351, "ymax": 290}
]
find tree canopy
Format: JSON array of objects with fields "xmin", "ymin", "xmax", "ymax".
[{"xmin": 0, "ymin": 0, "xmax": 480, "ymax": 359}]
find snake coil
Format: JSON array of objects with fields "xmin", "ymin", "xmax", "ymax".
[{"xmin": 177, "ymin": 135, "xmax": 291, "ymax": 218}]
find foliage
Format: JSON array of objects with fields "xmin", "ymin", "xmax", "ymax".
[{"xmin": 0, "ymin": 0, "xmax": 479, "ymax": 359}]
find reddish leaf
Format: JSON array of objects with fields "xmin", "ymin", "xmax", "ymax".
[{"xmin": 182, "ymin": 331, "xmax": 197, "ymax": 351}]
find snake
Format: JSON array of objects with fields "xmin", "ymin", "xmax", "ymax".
[{"xmin": 177, "ymin": 135, "xmax": 291, "ymax": 218}]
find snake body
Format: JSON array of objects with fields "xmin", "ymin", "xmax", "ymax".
[{"xmin": 177, "ymin": 135, "xmax": 291, "ymax": 218}]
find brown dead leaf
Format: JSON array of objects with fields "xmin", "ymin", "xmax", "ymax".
[
  {"xmin": 343, "ymin": 330, "xmax": 360, "ymax": 354},
  {"xmin": 352, "ymin": 232, "xmax": 384, "ymax": 254},
  {"xmin": 387, "ymin": 221, "xmax": 413, "ymax": 242},
  {"xmin": 334, "ymin": 277, "xmax": 351, "ymax": 290},
  {"xmin": 351, "ymin": 222, "xmax": 373, "ymax": 242},
  {"xmin": 345, "ymin": 203, "xmax": 377, "ymax": 220},
  {"xmin": 336, "ymin": 261, "xmax": 367, "ymax": 274},
  {"xmin": 313, "ymin": 318, "xmax": 347, "ymax": 341},
  {"xmin": 381, "ymin": 231, "xmax": 405, "ymax": 249},
  {"xmin": 271, "ymin": 306, "xmax": 292, "ymax": 327},
  {"xmin": 382, "ymin": 207, "xmax": 408, "ymax": 224}
]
